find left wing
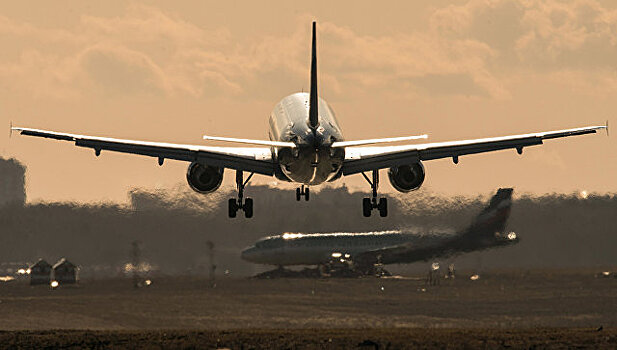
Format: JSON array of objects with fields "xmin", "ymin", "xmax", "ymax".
[
  {"xmin": 342, "ymin": 125, "xmax": 606, "ymax": 175},
  {"xmin": 12, "ymin": 127, "xmax": 275, "ymax": 175}
]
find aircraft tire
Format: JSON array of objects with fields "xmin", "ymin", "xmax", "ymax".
[
  {"xmin": 378, "ymin": 198, "xmax": 388, "ymax": 217},
  {"xmin": 305, "ymin": 187, "xmax": 310, "ymax": 201},
  {"xmin": 362, "ymin": 198, "xmax": 372, "ymax": 217},
  {"xmin": 244, "ymin": 198, "xmax": 254, "ymax": 218},
  {"xmin": 228, "ymin": 198, "xmax": 237, "ymax": 218},
  {"xmin": 296, "ymin": 188, "xmax": 301, "ymax": 201}
]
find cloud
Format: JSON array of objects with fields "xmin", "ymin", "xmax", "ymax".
[
  {"xmin": 319, "ymin": 23, "xmax": 505, "ymax": 98},
  {"xmin": 78, "ymin": 45, "xmax": 170, "ymax": 95},
  {"xmin": 1, "ymin": 1, "xmax": 617, "ymax": 100},
  {"xmin": 515, "ymin": 0, "xmax": 617, "ymax": 69},
  {"xmin": 432, "ymin": 0, "xmax": 617, "ymax": 69},
  {"xmin": 429, "ymin": 0, "xmax": 617, "ymax": 96},
  {"xmin": 0, "ymin": 4, "xmax": 509, "ymax": 100}
]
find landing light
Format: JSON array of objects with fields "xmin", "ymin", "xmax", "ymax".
[
  {"xmin": 470, "ymin": 274, "xmax": 480, "ymax": 281},
  {"xmin": 507, "ymin": 232, "xmax": 517, "ymax": 240},
  {"xmin": 283, "ymin": 233, "xmax": 303, "ymax": 240},
  {"xmin": 50, "ymin": 280, "xmax": 59, "ymax": 288},
  {"xmin": 331, "ymin": 252, "xmax": 342, "ymax": 258}
]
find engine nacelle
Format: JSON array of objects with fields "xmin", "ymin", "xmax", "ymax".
[
  {"xmin": 186, "ymin": 162, "xmax": 224, "ymax": 194},
  {"xmin": 388, "ymin": 162, "xmax": 426, "ymax": 192}
]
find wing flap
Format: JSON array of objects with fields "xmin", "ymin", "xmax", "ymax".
[{"xmin": 354, "ymin": 242, "xmax": 418, "ymax": 266}]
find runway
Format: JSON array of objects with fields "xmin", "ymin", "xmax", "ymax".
[{"xmin": 1, "ymin": 269, "xmax": 616, "ymax": 330}]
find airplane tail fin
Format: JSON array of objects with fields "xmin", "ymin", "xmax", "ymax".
[
  {"xmin": 308, "ymin": 21, "xmax": 319, "ymax": 130},
  {"xmin": 466, "ymin": 188, "xmax": 513, "ymax": 235}
]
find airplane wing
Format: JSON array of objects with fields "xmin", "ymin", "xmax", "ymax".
[
  {"xmin": 353, "ymin": 241, "xmax": 444, "ymax": 266},
  {"xmin": 342, "ymin": 125, "xmax": 606, "ymax": 175},
  {"xmin": 12, "ymin": 127, "xmax": 275, "ymax": 175}
]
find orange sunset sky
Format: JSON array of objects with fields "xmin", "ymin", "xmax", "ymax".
[{"xmin": 1, "ymin": 0, "xmax": 615, "ymax": 203}]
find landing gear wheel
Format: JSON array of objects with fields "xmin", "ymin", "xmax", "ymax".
[
  {"xmin": 361, "ymin": 170, "xmax": 389, "ymax": 217},
  {"xmin": 378, "ymin": 197, "xmax": 388, "ymax": 217},
  {"xmin": 244, "ymin": 198, "xmax": 253, "ymax": 218},
  {"xmin": 228, "ymin": 198, "xmax": 238, "ymax": 218},
  {"xmin": 296, "ymin": 185, "xmax": 310, "ymax": 201},
  {"xmin": 229, "ymin": 170, "xmax": 255, "ymax": 219},
  {"xmin": 362, "ymin": 198, "xmax": 372, "ymax": 217}
]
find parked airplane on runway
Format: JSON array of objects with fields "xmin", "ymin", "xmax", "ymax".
[
  {"xmin": 241, "ymin": 188, "xmax": 517, "ymax": 275},
  {"xmin": 12, "ymin": 22, "xmax": 606, "ymax": 218}
]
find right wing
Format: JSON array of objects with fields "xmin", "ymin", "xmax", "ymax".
[
  {"xmin": 12, "ymin": 127, "xmax": 275, "ymax": 175},
  {"xmin": 342, "ymin": 125, "xmax": 606, "ymax": 175}
]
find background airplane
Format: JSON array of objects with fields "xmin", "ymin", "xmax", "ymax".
[
  {"xmin": 12, "ymin": 22, "xmax": 606, "ymax": 218},
  {"xmin": 241, "ymin": 188, "xmax": 517, "ymax": 276}
]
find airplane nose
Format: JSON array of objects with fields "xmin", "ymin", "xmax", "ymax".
[{"xmin": 241, "ymin": 246, "xmax": 256, "ymax": 262}]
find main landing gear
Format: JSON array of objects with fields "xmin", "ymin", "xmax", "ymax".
[
  {"xmin": 229, "ymin": 170, "xmax": 254, "ymax": 218},
  {"xmin": 361, "ymin": 170, "xmax": 388, "ymax": 217},
  {"xmin": 296, "ymin": 185, "xmax": 310, "ymax": 201}
]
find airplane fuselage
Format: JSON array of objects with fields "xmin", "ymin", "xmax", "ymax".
[
  {"xmin": 241, "ymin": 230, "xmax": 518, "ymax": 266},
  {"xmin": 269, "ymin": 92, "xmax": 345, "ymax": 185},
  {"xmin": 242, "ymin": 188, "xmax": 518, "ymax": 266},
  {"xmin": 242, "ymin": 231, "xmax": 418, "ymax": 266}
]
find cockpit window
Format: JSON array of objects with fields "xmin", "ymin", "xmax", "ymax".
[{"xmin": 255, "ymin": 237, "xmax": 282, "ymax": 249}]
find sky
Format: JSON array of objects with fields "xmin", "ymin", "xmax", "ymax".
[{"xmin": 1, "ymin": 0, "xmax": 616, "ymax": 203}]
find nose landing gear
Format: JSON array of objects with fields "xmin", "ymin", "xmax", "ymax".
[
  {"xmin": 296, "ymin": 185, "xmax": 310, "ymax": 201},
  {"xmin": 229, "ymin": 170, "xmax": 254, "ymax": 218},
  {"xmin": 361, "ymin": 170, "xmax": 388, "ymax": 217}
]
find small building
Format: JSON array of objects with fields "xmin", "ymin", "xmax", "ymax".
[
  {"xmin": 52, "ymin": 258, "xmax": 78, "ymax": 284},
  {"xmin": 29, "ymin": 259, "xmax": 51, "ymax": 285}
]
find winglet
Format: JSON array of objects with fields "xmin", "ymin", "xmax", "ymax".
[
  {"xmin": 308, "ymin": 21, "xmax": 319, "ymax": 130},
  {"xmin": 606, "ymin": 120, "xmax": 609, "ymax": 137},
  {"xmin": 9, "ymin": 121, "xmax": 12, "ymax": 138}
]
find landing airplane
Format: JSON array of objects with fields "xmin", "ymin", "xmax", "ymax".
[
  {"xmin": 241, "ymin": 188, "xmax": 517, "ymax": 275},
  {"xmin": 12, "ymin": 22, "xmax": 606, "ymax": 218}
]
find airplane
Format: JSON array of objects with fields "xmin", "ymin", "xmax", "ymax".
[
  {"xmin": 11, "ymin": 22, "xmax": 606, "ymax": 218},
  {"xmin": 241, "ymin": 188, "xmax": 517, "ymax": 275}
]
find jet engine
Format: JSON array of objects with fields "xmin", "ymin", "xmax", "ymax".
[
  {"xmin": 388, "ymin": 162, "xmax": 425, "ymax": 192},
  {"xmin": 186, "ymin": 162, "xmax": 224, "ymax": 194}
]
